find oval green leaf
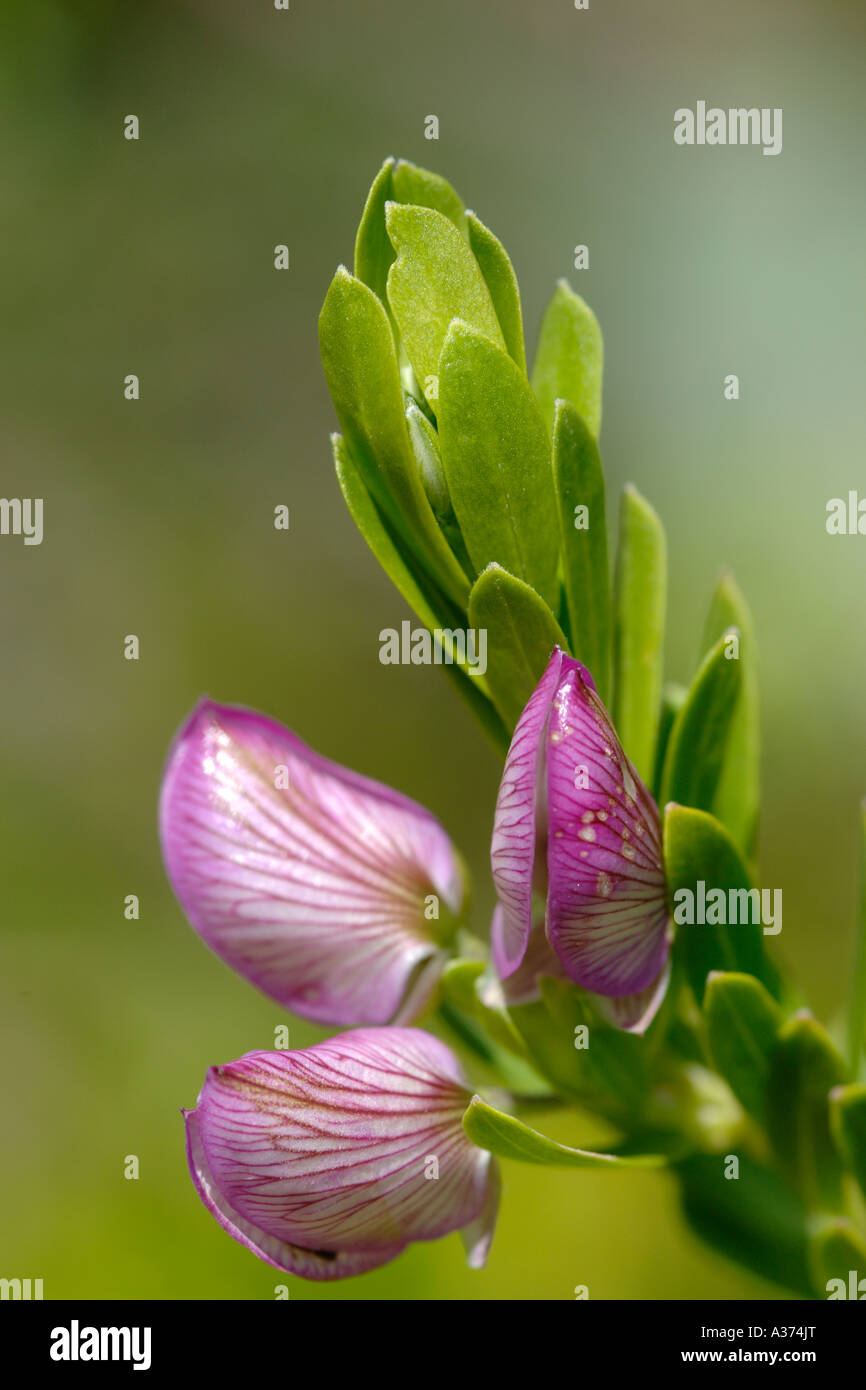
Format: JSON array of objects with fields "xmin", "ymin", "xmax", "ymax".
[
  {"xmin": 552, "ymin": 399, "xmax": 610, "ymax": 701},
  {"xmin": 701, "ymin": 572, "xmax": 760, "ymax": 857},
  {"xmin": 467, "ymin": 564, "xmax": 568, "ymax": 732},
  {"xmin": 663, "ymin": 803, "xmax": 769, "ymax": 1001},
  {"xmin": 385, "ymin": 203, "xmax": 504, "ymax": 408},
  {"xmin": 660, "ymin": 629, "xmax": 743, "ymax": 813},
  {"xmin": 612, "ymin": 485, "xmax": 666, "ymax": 784},
  {"xmin": 438, "ymin": 322, "xmax": 560, "ymax": 611},
  {"xmin": 466, "ymin": 210, "xmax": 526, "ymax": 371},
  {"xmin": 704, "ymin": 971, "xmax": 783, "ymax": 1123},
  {"xmin": 531, "ymin": 279, "xmax": 603, "ymax": 438},
  {"xmin": 319, "ymin": 268, "xmax": 471, "ymax": 609}
]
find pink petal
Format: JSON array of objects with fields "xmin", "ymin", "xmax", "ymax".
[
  {"xmin": 589, "ymin": 959, "xmax": 671, "ymax": 1034},
  {"xmin": 545, "ymin": 659, "xmax": 671, "ymax": 997},
  {"xmin": 185, "ymin": 1028, "xmax": 498, "ymax": 1279},
  {"xmin": 490, "ymin": 650, "xmax": 568, "ymax": 977},
  {"xmin": 160, "ymin": 700, "xmax": 464, "ymax": 1025},
  {"xmin": 491, "ymin": 906, "xmax": 568, "ymax": 1006}
]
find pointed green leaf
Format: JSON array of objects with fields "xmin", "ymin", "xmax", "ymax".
[
  {"xmin": 385, "ymin": 203, "xmax": 504, "ymax": 408},
  {"xmin": 766, "ymin": 1011, "xmax": 847, "ymax": 1208},
  {"xmin": 333, "ymin": 434, "xmax": 508, "ymax": 751},
  {"xmin": 677, "ymin": 1152, "xmax": 813, "ymax": 1297},
  {"xmin": 701, "ymin": 573, "xmax": 760, "ymax": 855},
  {"xmin": 663, "ymin": 804, "xmax": 768, "ymax": 1001},
  {"xmin": 440, "ymin": 959, "xmax": 528, "ymax": 1058},
  {"xmin": 437, "ymin": 322, "xmax": 560, "ymax": 612},
  {"xmin": 319, "ymin": 268, "xmax": 471, "ymax": 609},
  {"xmin": 660, "ymin": 630, "xmax": 742, "ymax": 812},
  {"xmin": 467, "ymin": 564, "xmax": 568, "ymax": 731},
  {"xmin": 466, "ymin": 210, "xmax": 526, "ymax": 371},
  {"xmin": 612, "ymin": 485, "xmax": 666, "ymax": 784},
  {"xmin": 333, "ymin": 432, "xmax": 443, "ymax": 634},
  {"xmin": 531, "ymin": 279, "xmax": 603, "ymax": 437},
  {"xmin": 508, "ymin": 977, "xmax": 649, "ymax": 1117},
  {"xmin": 462, "ymin": 1096, "xmax": 665, "ymax": 1169},
  {"xmin": 538, "ymin": 977, "xmax": 649, "ymax": 1114},
  {"xmin": 353, "ymin": 157, "xmax": 396, "ymax": 307},
  {"xmin": 704, "ymin": 971, "xmax": 783, "ymax": 1123},
  {"xmin": 830, "ymin": 1082, "xmax": 866, "ymax": 1200},
  {"xmin": 809, "ymin": 1218, "xmax": 866, "ymax": 1296},
  {"xmin": 849, "ymin": 800, "xmax": 866, "ymax": 1077},
  {"xmin": 651, "ymin": 682, "xmax": 687, "ymax": 802},
  {"xmin": 391, "ymin": 158, "xmax": 467, "ymax": 234},
  {"xmin": 552, "ymin": 400, "xmax": 610, "ymax": 702}
]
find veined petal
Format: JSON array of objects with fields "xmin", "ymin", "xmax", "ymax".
[
  {"xmin": 160, "ymin": 700, "xmax": 464, "ymax": 1025},
  {"xmin": 184, "ymin": 1109, "xmax": 400, "ymax": 1280},
  {"xmin": 185, "ymin": 1028, "xmax": 498, "ymax": 1280},
  {"xmin": 491, "ymin": 907, "xmax": 568, "ymax": 1007},
  {"xmin": 589, "ymin": 960, "xmax": 671, "ymax": 1035},
  {"xmin": 545, "ymin": 658, "xmax": 670, "ymax": 996},
  {"xmin": 490, "ymin": 649, "xmax": 567, "ymax": 977}
]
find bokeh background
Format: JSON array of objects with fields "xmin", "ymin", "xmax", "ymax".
[{"xmin": 2, "ymin": 0, "xmax": 865, "ymax": 1300}]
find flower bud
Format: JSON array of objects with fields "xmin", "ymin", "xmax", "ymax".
[{"xmin": 491, "ymin": 649, "xmax": 671, "ymax": 1031}]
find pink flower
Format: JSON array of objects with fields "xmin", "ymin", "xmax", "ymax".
[
  {"xmin": 490, "ymin": 649, "xmax": 671, "ymax": 1032},
  {"xmin": 183, "ymin": 1028, "xmax": 499, "ymax": 1280},
  {"xmin": 160, "ymin": 700, "xmax": 465, "ymax": 1025}
]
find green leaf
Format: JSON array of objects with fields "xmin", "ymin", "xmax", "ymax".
[
  {"xmin": 462, "ymin": 1096, "xmax": 665, "ymax": 1169},
  {"xmin": 829, "ymin": 1082, "xmax": 866, "ymax": 1200},
  {"xmin": 704, "ymin": 971, "xmax": 783, "ymax": 1123},
  {"xmin": 333, "ymin": 434, "xmax": 508, "ymax": 751},
  {"xmin": 385, "ymin": 203, "xmax": 504, "ymax": 408},
  {"xmin": 651, "ymin": 682, "xmax": 687, "ymax": 802},
  {"xmin": 538, "ymin": 977, "xmax": 649, "ymax": 1114},
  {"xmin": 677, "ymin": 1152, "xmax": 813, "ymax": 1297},
  {"xmin": 391, "ymin": 158, "xmax": 467, "ymax": 234},
  {"xmin": 701, "ymin": 573, "xmax": 760, "ymax": 855},
  {"xmin": 849, "ymin": 800, "xmax": 866, "ymax": 1077},
  {"xmin": 404, "ymin": 400, "xmax": 473, "ymax": 579},
  {"xmin": 612, "ymin": 486, "xmax": 666, "ymax": 784},
  {"xmin": 531, "ymin": 279, "xmax": 603, "ymax": 438},
  {"xmin": 319, "ymin": 268, "xmax": 470, "ymax": 609},
  {"xmin": 663, "ymin": 804, "xmax": 768, "ymax": 1002},
  {"xmin": 660, "ymin": 630, "xmax": 742, "ymax": 813},
  {"xmin": 467, "ymin": 564, "xmax": 568, "ymax": 731},
  {"xmin": 552, "ymin": 400, "xmax": 610, "ymax": 702},
  {"xmin": 809, "ymin": 1218, "xmax": 866, "ymax": 1297},
  {"xmin": 508, "ymin": 977, "xmax": 649, "ymax": 1119},
  {"xmin": 353, "ymin": 157, "xmax": 396, "ymax": 308},
  {"xmin": 466, "ymin": 210, "xmax": 526, "ymax": 371},
  {"xmin": 438, "ymin": 322, "xmax": 561, "ymax": 611},
  {"xmin": 766, "ymin": 1011, "xmax": 848, "ymax": 1208},
  {"xmin": 439, "ymin": 959, "xmax": 528, "ymax": 1059}
]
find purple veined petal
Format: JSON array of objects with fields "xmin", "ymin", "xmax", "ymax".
[
  {"xmin": 589, "ymin": 958, "xmax": 672, "ymax": 1035},
  {"xmin": 490, "ymin": 649, "xmax": 571, "ymax": 978},
  {"xmin": 460, "ymin": 1156, "xmax": 501, "ymax": 1269},
  {"xmin": 489, "ymin": 906, "xmax": 568, "ymax": 1007},
  {"xmin": 545, "ymin": 658, "xmax": 671, "ymax": 997},
  {"xmin": 159, "ymin": 700, "xmax": 465, "ymax": 1026},
  {"xmin": 184, "ymin": 1028, "xmax": 498, "ymax": 1281},
  {"xmin": 184, "ymin": 1108, "xmax": 401, "ymax": 1280}
]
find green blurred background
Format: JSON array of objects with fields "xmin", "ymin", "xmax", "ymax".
[{"xmin": 2, "ymin": 0, "xmax": 865, "ymax": 1300}]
